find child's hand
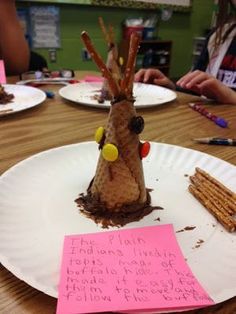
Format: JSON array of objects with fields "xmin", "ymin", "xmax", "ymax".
[
  {"xmin": 177, "ymin": 70, "xmax": 236, "ymax": 104},
  {"xmin": 134, "ymin": 68, "xmax": 175, "ymax": 90}
]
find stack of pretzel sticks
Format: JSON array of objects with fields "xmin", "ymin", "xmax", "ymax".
[
  {"xmin": 189, "ymin": 167, "xmax": 236, "ymax": 232},
  {"xmin": 81, "ymin": 31, "xmax": 140, "ymax": 99}
]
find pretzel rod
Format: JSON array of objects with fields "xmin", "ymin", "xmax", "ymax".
[
  {"xmin": 189, "ymin": 185, "xmax": 235, "ymax": 232},
  {"xmin": 109, "ymin": 24, "xmax": 115, "ymax": 46},
  {"xmin": 195, "ymin": 172, "xmax": 236, "ymax": 213},
  {"xmin": 98, "ymin": 17, "xmax": 110, "ymax": 45},
  {"xmin": 196, "ymin": 167, "xmax": 236, "ymax": 200},
  {"xmin": 98, "ymin": 18, "xmax": 117, "ymax": 64},
  {"xmin": 192, "ymin": 178, "xmax": 235, "ymax": 221},
  {"xmin": 120, "ymin": 32, "xmax": 140, "ymax": 95},
  {"xmin": 81, "ymin": 31, "xmax": 119, "ymax": 97},
  {"xmin": 98, "ymin": 19, "xmax": 120, "ymax": 81},
  {"xmin": 190, "ymin": 175, "xmax": 234, "ymax": 215}
]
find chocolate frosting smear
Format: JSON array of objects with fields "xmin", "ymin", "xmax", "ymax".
[{"xmin": 75, "ymin": 189, "xmax": 163, "ymax": 229}]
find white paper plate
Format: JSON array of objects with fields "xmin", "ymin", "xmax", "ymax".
[
  {"xmin": 59, "ymin": 82, "xmax": 177, "ymax": 108},
  {"xmin": 0, "ymin": 142, "xmax": 235, "ymax": 307},
  {"xmin": 0, "ymin": 84, "xmax": 46, "ymax": 116}
]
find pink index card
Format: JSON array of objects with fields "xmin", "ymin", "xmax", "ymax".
[
  {"xmin": 56, "ymin": 224, "xmax": 214, "ymax": 314},
  {"xmin": 0, "ymin": 60, "xmax": 6, "ymax": 84}
]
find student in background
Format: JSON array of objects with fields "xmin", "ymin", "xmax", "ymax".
[
  {"xmin": 135, "ymin": 0, "xmax": 236, "ymax": 105},
  {"xmin": 0, "ymin": 0, "xmax": 30, "ymax": 75},
  {"xmin": 29, "ymin": 51, "xmax": 48, "ymax": 72}
]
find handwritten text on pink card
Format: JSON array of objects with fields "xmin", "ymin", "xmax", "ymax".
[{"xmin": 57, "ymin": 224, "xmax": 213, "ymax": 313}]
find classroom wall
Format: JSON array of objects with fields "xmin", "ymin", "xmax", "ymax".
[{"xmin": 17, "ymin": 0, "xmax": 214, "ymax": 79}]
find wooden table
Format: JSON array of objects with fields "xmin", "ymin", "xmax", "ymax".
[{"xmin": 0, "ymin": 72, "xmax": 235, "ymax": 314}]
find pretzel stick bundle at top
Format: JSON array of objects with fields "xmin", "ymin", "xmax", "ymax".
[
  {"xmin": 98, "ymin": 17, "xmax": 118, "ymax": 65},
  {"xmin": 77, "ymin": 31, "xmax": 159, "ymax": 228},
  {"xmin": 189, "ymin": 167, "xmax": 236, "ymax": 232},
  {"xmin": 81, "ymin": 31, "xmax": 119, "ymax": 98},
  {"xmin": 108, "ymin": 24, "xmax": 115, "ymax": 48},
  {"xmin": 93, "ymin": 17, "xmax": 122, "ymax": 102},
  {"xmin": 98, "ymin": 16, "xmax": 111, "ymax": 45},
  {"xmin": 98, "ymin": 17, "xmax": 115, "ymax": 49}
]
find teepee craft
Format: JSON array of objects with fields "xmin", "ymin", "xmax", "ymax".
[{"xmin": 76, "ymin": 31, "xmax": 159, "ymax": 227}]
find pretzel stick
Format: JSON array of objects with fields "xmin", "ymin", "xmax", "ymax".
[
  {"xmin": 108, "ymin": 25, "xmax": 118, "ymax": 61},
  {"xmin": 191, "ymin": 178, "xmax": 235, "ymax": 220},
  {"xmin": 98, "ymin": 17, "xmax": 116, "ymax": 55},
  {"xmin": 190, "ymin": 175, "xmax": 234, "ymax": 215},
  {"xmin": 196, "ymin": 167, "xmax": 236, "ymax": 200},
  {"xmin": 109, "ymin": 24, "xmax": 115, "ymax": 46},
  {"xmin": 98, "ymin": 19, "xmax": 120, "ymax": 81},
  {"xmin": 194, "ymin": 172, "xmax": 236, "ymax": 213},
  {"xmin": 81, "ymin": 31, "xmax": 119, "ymax": 98},
  {"xmin": 120, "ymin": 32, "xmax": 140, "ymax": 96},
  {"xmin": 189, "ymin": 185, "xmax": 235, "ymax": 232},
  {"xmin": 98, "ymin": 17, "xmax": 110, "ymax": 45}
]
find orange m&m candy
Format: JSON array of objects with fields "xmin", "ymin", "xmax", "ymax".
[{"xmin": 140, "ymin": 141, "xmax": 150, "ymax": 158}]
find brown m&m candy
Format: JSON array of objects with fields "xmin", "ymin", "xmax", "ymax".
[{"xmin": 129, "ymin": 116, "xmax": 144, "ymax": 134}]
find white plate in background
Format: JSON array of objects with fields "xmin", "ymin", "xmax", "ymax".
[
  {"xmin": 59, "ymin": 82, "xmax": 177, "ymax": 109},
  {"xmin": 0, "ymin": 84, "xmax": 46, "ymax": 116}
]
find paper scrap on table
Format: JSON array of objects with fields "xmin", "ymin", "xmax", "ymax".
[
  {"xmin": 0, "ymin": 60, "xmax": 6, "ymax": 84},
  {"xmin": 56, "ymin": 224, "xmax": 214, "ymax": 314},
  {"xmin": 83, "ymin": 75, "xmax": 104, "ymax": 83}
]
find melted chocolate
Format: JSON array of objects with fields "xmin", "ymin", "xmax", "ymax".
[
  {"xmin": 75, "ymin": 189, "xmax": 163, "ymax": 228},
  {"xmin": 0, "ymin": 85, "xmax": 14, "ymax": 104}
]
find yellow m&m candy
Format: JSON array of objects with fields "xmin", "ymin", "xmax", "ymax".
[
  {"xmin": 102, "ymin": 143, "xmax": 118, "ymax": 161},
  {"xmin": 119, "ymin": 57, "xmax": 124, "ymax": 66},
  {"xmin": 95, "ymin": 126, "xmax": 104, "ymax": 143}
]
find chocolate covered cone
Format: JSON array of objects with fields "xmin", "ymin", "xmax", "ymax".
[{"xmin": 90, "ymin": 99, "xmax": 147, "ymax": 211}]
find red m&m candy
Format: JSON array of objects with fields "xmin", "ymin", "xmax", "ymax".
[{"xmin": 140, "ymin": 141, "xmax": 150, "ymax": 158}]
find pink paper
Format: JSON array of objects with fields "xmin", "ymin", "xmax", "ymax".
[
  {"xmin": 83, "ymin": 75, "xmax": 104, "ymax": 82},
  {"xmin": 57, "ymin": 224, "xmax": 214, "ymax": 314},
  {"xmin": 0, "ymin": 60, "xmax": 6, "ymax": 84}
]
